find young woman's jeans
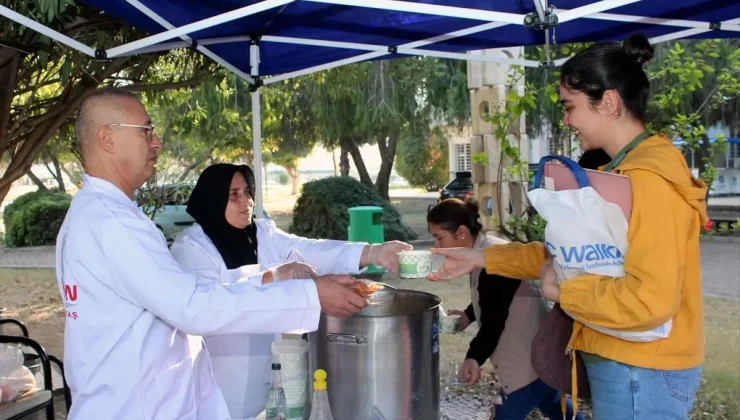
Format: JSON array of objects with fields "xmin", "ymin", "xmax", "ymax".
[
  {"xmin": 582, "ymin": 353, "xmax": 702, "ymax": 420},
  {"xmin": 494, "ymin": 378, "xmax": 585, "ymax": 420}
]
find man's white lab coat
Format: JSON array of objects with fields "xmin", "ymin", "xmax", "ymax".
[
  {"xmin": 170, "ymin": 221, "xmax": 365, "ymax": 419},
  {"xmin": 56, "ymin": 175, "xmax": 321, "ymax": 420}
]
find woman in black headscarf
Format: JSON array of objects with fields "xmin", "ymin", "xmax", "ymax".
[
  {"xmin": 170, "ymin": 163, "xmax": 411, "ymax": 419},
  {"xmin": 183, "ymin": 164, "xmax": 263, "ymax": 270}
]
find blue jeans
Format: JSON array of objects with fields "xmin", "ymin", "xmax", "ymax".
[
  {"xmin": 582, "ymin": 353, "xmax": 702, "ymax": 420},
  {"xmin": 495, "ymin": 379, "xmax": 585, "ymax": 420}
]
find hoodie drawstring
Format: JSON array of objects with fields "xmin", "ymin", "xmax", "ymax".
[
  {"xmin": 571, "ymin": 350, "xmax": 579, "ymax": 420},
  {"xmin": 561, "ymin": 349, "xmax": 579, "ymax": 420}
]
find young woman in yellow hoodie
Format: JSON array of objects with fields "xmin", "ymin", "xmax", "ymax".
[{"xmin": 428, "ymin": 34, "xmax": 709, "ymax": 420}]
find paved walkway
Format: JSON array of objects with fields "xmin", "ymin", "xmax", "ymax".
[
  {"xmin": 0, "ymin": 245, "xmax": 55, "ymax": 269},
  {"xmin": 697, "ymin": 239, "xmax": 740, "ymax": 300},
  {"xmin": 2, "ymin": 240, "xmax": 739, "ymax": 300}
]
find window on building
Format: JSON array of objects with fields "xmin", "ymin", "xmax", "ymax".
[
  {"xmin": 456, "ymin": 143, "xmax": 471, "ymax": 171},
  {"xmin": 729, "ymin": 142, "xmax": 740, "ymax": 169},
  {"xmin": 549, "ymin": 134, "xmax": 572, "ymax": 156}
]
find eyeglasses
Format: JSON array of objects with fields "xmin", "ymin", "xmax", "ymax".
[{"xmin": 105, "ymin": 123, "xmax": 157, "ymax": 141}]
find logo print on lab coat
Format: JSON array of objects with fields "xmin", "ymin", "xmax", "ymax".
[
  {"xmin": 64, "ymin": 284, "xmax": 78, "ymax": 302},
  {"xmin": 64, "ymin": 284, "xmax": 80, "ymax": 320}
]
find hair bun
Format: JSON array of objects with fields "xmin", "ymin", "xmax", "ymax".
[
  {"xmin": 623, "ymin": 34, "xmax": 654, "ymax": 66},
  {"xmin": 463, "ymin": 197, "xmax": 480, "ymax": 219}
]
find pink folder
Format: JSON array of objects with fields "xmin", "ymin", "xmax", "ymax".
[{"xmin": 543, "ymin": 161, "xmax": 633, "ymax": 221}]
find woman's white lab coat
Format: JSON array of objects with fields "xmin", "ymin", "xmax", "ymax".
[{"xmin": 170, "ymin": 220, "xmax": 365, "ymax": 419}]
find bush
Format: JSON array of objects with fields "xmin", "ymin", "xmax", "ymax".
[
  {"xmin": 289, "ymin": 177, "xmax": 417, "ymax": 242},
  {"xmin": 278, "ymin": 173, "xmax": 290, "ymax": 186},
  {"xmin": 3, "ymin": 190, "xmax": 72, "ymax": 248},
  {"xmin": 3, "ymin": 190, "xmax": 65, "ymax": 222}
]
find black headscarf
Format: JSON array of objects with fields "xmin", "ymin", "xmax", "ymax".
[{"xmin": 186, "ymin": 163, "xmax": 259, "ymax": 269}]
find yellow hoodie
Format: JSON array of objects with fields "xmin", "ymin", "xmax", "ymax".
[{"xmin": 485, "ymin": 134, "xmax": 709, "ymax": 370}]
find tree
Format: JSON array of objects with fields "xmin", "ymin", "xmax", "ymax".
[
  {"xmin": 143, "ymin": 72, "xmax": 319, "ymax": 197},
  {"xmin": 262, "ymin": 78, "xmax": 321, "ymax": 195},
  {"xmin": 395, "ymin": 127, "xmax": 449, "ymax": 191},
  {"xmin": 396, "ymin": 58, "xmax": 469, "ymax": 191},
  {"xmin": 524, "ymin": 43, "xmax": 592, "ymax": 157},
  {"xmin": 482, "ymin": 39, "xmax": 740, "ymax": 243},
  {"xmin": 33, "ymin": 123, "xmax": 86, "ymax": 192},
  {"xmin": 148, "ymin": 77, "xmax": 253, "ymax": 181},
  {"xmin": 524, "ymin": 40, "xmax": 740, "ymax": 186},
  {"xmin": 646, "ymin": 39, "xmax": 740, "ymax": 186},
  {"xmin": 0, "ymin": 0, "xmax": 215, "ymax": 205},
  {"xmin": 310, "ymin": 60, "xmax": 407, "ymax": 198},
  {"xmin": 310, "ymin": 57, "xmax": 470, "ymax": 200},
  {"xmin": 144, "ymin": 57, "xmax": 470, "ymax": 202}
]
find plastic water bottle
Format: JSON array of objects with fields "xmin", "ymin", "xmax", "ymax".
[
  {"xmin": 308, "ymin": 369, "xmax": 334, "ymax": 420},
  {"xmin": 265, "ymin": 363, "xmax": 289, "ymax": 420}
]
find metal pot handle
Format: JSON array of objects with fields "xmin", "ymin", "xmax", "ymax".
[{"xmin": 326, "ymin": 333, "xmax": 367, "ymax": 345}]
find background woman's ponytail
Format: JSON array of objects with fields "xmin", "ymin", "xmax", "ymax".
[{"xmin": 427, "ymin": 198, "xmax": 482, "ymax": 237}]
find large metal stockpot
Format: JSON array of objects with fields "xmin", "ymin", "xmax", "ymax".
[{"xmin": 308, "ymin": 289, "xmax": 441, "ymax": 420}]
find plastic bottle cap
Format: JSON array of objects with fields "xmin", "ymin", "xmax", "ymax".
[
  {"xmin": 313, "ymin": 369, "xmax": 327, "ymax": 391},
  {"xmin": 272, "ymin": 363, "xmax": 282, "ymax": 370}
]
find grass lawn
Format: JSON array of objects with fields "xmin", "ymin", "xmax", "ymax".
[
  {"xmin": 1, "ymin": 268, "xmax": 737, "ymax": 419},
  {"xmin": 692, "ymin": 296, "xmax": 740, "ymax": 419}
]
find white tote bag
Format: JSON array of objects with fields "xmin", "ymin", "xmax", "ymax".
[{"xmin": 528, "ymin": 155, "xmax": 671, "ymax": 342}]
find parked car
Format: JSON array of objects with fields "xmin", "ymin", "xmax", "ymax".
[
  {"xmin": 437, "ymin": 171, "xmax": 474, "ymax": 202},
  {"xmin": 135, "ymin": 184, "xmax": 270, "ymax": 242}
]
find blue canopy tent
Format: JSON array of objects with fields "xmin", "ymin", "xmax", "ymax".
[{"xmin": 2, "ymin": 0, "xmax": 739, "ymax": 215}]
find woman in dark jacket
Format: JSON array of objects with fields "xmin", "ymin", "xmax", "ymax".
[
  {"xmin": 427, "ymin": 150, "xmax": 608, "ymax": 419},
  {"xmin": 427, "ymin": 199, "xmax": 583, "ymax": 420}
]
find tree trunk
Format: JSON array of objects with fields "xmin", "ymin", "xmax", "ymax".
[
  {"xmin": 53, "ymin": 156, "xmax": 66, "ymax": 192},
  {"xmin": 61, "ymin": 165, "xmax": 83, "ymax": 188},
  {"xmin": 332, "ymin": 148, "xmax": 338, "ymax": 177},
  {"xmin": 375, "ymin": 134, "xmax": 398, "ymax": 201},
  {"xmin": 282, "ymin": 164, "xmax": 300, "ymax": 195},
  {"xmin": 242, "ymin": 150, "xmax": 254, "ymax": 167},
  {"xmin": 345, "ymin": 138, "xmax": 374, "ymax": 188},
  {"xmin": 0, "ymin": 48, "xmax": 20, "ymax": 154},
  {"xmin": 44, "ymin": 152, "xmax": 66, "ymax": 192},
  {"xmin": 0, "ymin": 183, "xmax": 10, "ymax": 205},
  {"xmin": 177, "ymin": 146, "xmax": 215, "ymax": 183},
  {"xmin": 26, "ymin": 170, "xmax": 48, "ymax": 191},
  {"xmin": 339, "ymin": 141, "xmax": 351, "ymax": 177}
]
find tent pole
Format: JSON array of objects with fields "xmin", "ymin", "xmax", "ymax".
[
  {"xmin": 534, "ymin": 0, "xmax": 546, "ymax": 21},
  {"xmin": 535, "ymin": 0, "xmax": 552, "ymax": 66},
  {"xmin": 650, "ymin": 17, "xmax": 740, "ymax": 44},
  {"xmin": 106, "ymin": 0, "xmax": 293, "ymax": 58},
  {"xmin": 250, "ymin": 40, "xmax": 264, "ymax": 219},
  {"xmin": 396, "ymin": 48, "xmax": 541, "ymax": 67},
  {"xmin": 582, "ymin": 12, "xmax": 740, "ymax": 31},
  {"xmin": 554, "ymin": 0, "xmax": 640, "ymax": 24},
  {"xmin": 124, "ymin": 0, "xmax": 256, "ymax": 83},
  {"xmin": 304, "ymin": 0, "xmax": 523, "ymax": 24},
  {"xmin": 262, "ymin": 21, "xmax": 520, "ymax": 85}
]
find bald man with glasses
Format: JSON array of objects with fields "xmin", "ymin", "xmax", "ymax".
[{"xmin": 56, "ymin": 87, "xmax": 366, "ymax": 420}]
